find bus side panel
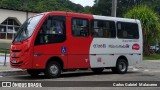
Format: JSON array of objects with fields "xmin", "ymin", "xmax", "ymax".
[
  {"xmin": 67, "ymin": 55, "xmax": 90, "ymax": 68},
  {"xmin": 137, "ymin": 20, "xmax": 143, "ymax": 63},
  {"xmin": 89, "ymin": 16, "xmax": 142, "ymax": 68},
  {"xmin": 90, "ymin": 54, "xmax": 118, "ymax": 68},
  {"xmin": 89, "ymin": 38, "xmax": 142, "ymax": 68},
  {"xmin": 66, "ymin": 15, "xmax": 93, "ymax": 69},
  {"xmin": 67, "ymin": 33, "xmax": 93, "ymax": 69},
  {"xmin": 33, "ymin": 43, "xmax": 68, "ymax": 69},
  {"xmin": 89, "ymin": 38, "xmax": 118, "ymax": 68}
]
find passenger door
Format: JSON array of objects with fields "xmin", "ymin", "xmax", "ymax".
[
  {"xmin": 67, "ymin": 18, "xmax": 92, "ymax": 68},
  {"xmin": 33, "ymin": 15, "xmax": 67, "ymax": 69}
]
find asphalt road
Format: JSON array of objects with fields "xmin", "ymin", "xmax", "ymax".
[{"xmin": 0, "ymin": 60, "xmax": 160, "ymax": 90}]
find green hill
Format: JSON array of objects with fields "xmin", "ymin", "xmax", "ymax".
[{"xmin": 0, "ymin": 0, "xmax": 91, "ymax": 13}]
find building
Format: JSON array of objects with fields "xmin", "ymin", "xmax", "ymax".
[{"xmin": 0, "ymin": 8, "xmax": 37, "ymax": 40}]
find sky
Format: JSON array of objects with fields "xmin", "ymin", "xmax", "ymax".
[{"xmin": 69, "ymin": 0, "xmax": 95, "ymax": 7}]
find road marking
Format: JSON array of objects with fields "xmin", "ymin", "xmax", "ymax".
[{"xmin": 147, "ymin": 60, "xmax": 160, "ymax": 62}]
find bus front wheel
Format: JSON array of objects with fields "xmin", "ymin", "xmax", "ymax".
[
  {"xmin": 45, "ymin": 61, "xmax": 61, "ymax": 78},
  {"xmin": 112, "ymin": 58, "xmax": 128, "ymax": 74}
]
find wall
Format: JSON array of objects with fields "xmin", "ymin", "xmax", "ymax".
[
  {"xmin": 0, "ymin": 9, "xmax": 37, "ymax": 49},
  {"xmin": 0, "ymin": 9, "xmax": 37, "ymax": 24}
]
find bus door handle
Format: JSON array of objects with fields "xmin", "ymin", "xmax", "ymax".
[
  {"xmin": 34, "ymin": 53, "xmax": 43, "ymax": 56},
  {"xmin": 91, "ymin": 54, "xmax": 96, "ymax": 56}
]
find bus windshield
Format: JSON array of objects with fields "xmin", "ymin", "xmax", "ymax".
[{"xmin": 14, "ymin": 14, "xmax": 44, "ymax": 42}]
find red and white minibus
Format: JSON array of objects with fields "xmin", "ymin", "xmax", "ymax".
[{"xmin": 10, "ymin": 11, "xmax": 142, "ymax": 78}]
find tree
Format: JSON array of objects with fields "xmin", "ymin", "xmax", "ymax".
[
  {"xmin": 124, "ymin": 5, "xmax": 160, "ymax": 55},
  {"xmin": 0, "ymin": 0, "xmax": 86, "ymax": 13},
  {"xmin": 92, "ymin": 0, "xmax": 160, "ymax": 17},
  {"xmin": 92, "ymin": 0, "xmax": 112, "ymax": 16},
  {"xmin": 82, "ymin": 6, "xmax": 92, "ymax": 14},
  {"xmin": 0, "ymin": 0, "xmax": 21, "ymax": 9}
]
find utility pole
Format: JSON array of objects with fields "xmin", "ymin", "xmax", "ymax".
[
  {"xmin": 111, "ymin": 0, "xmax": 117, "ymax": 17},
  {"xmin": 96, "ymin": 0, "xmax": 99, "ymax": 6}
]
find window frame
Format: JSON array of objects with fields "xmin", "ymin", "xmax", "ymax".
[
  {"xmin": 71, "ymin": 17, "xmax": 90, "ymax": 37},
  {"xmin": 34, "ymin": 15, "xmax": 66, "ymax": 45},
  {"xmin": 90, "ymin": 19, "xmax": 116, "ymax": 38},
  {"xmin": 117, "ymin": 21, "xmax": 139, "ymax": 39}
]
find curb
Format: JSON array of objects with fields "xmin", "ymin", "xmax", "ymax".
[
  {"xmin": 0, "ymin": 70, "xmax": 27, "ymax": 77},
  {"xmin": 145, "ymin": 60, "xmax": 160, "ymax": 62}
]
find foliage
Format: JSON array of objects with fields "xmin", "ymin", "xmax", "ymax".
[
  {"xmin": 124, "ymin": 5, "xmax": 160, "ymax": 55},
  {"xmin": 143, "ymin": 54, "xmax": 160, "ymax": 60},
  {"xmin": 0, "ymin": 48, "xmax": 10, "ymax": 53},
  {"xmin": 0, "ymin": 0, "xmax": 91, "ymax": 13},
  {"xmin": 92, "ymin": 0, "xmax": 160, "ymax": 17},
  {"xmin": 92, "ymin": 0, "xmax": 112, "ymax": 16}
]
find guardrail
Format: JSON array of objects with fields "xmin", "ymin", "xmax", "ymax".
[{"xmin": 0, "ymin": 48, "xmax": 10, "ymax": 66}]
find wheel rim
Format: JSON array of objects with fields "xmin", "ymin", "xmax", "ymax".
[
  {"xmin": 119, "ymin": 62, "xmax": 126, "ymax": 72},
  {"xmin": 50, "ymin": 65, "xmax": 58, "ymax": 75}
]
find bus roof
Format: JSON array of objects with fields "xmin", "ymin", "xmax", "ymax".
[
  {"xmin": 38, "ymin": 11, "xmax": 140, "ymax": 23},
  {"xmin": 93, "ymin": 15, "xmax": 139, "ymax": 23}
]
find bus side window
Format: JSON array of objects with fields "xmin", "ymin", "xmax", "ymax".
[
  {"xmin": 117, "ymin": 22, "xmax": 139, "ymax": 39},
  {"xmin": 35, "ymin": 16, "xmax": 66, "ymax": 45},
  {"xmin": 72, "ymin": 18, "xmax": 89, "ymax": 37},
  {"xmin": 91, "ymin": 20, "xmax": 116, "ymax": 38}
]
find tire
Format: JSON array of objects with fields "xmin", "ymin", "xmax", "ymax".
[
  {"xmin": 27, "ymin": 69, "xmax": 41, "ymax": 77},
  {"xmin": 112, "ymin": 58, "xmax": 128, "ymax": 74},
  {"xmin": 45, "ymin": 61, "xmax": 61, "ymax": 78},
  {"xmin": 91, "ymin": 68, "xmax": 104, "ymax": 74}
]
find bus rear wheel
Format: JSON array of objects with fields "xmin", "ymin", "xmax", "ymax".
[
  {"xmin": 91, "ymin": 68, "xmax": 104, "ymax": 74},
  {"xmin": 112, "ymin": 58, "xmax": 128, "ymax": 74},
  {"xmin": 27, "ymin": 69, "xmax": 41, "ymax": 77},
  {"xmin": 45, "ymin": 61, "xmax": 61, "ymax": 78}
]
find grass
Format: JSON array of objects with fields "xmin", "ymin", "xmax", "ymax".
[
  {"xmin": 0, "ymin": 48, "xmax": 10, "ymax": 53},
  {"xmin": 0, "ymin": 39, "xmax": 12, "ymax": 49},
  {"xmin": 143, "ymin": 54, "xmax": 160, "ymax": 60},
  {"xmin": 0, "ymin": 39, "xmax": 12, "ymax": 43}
]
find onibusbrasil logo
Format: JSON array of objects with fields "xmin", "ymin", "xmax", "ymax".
[{"xmin": 1, "ymin": 82, "xmax": 42, "ymax": 88}]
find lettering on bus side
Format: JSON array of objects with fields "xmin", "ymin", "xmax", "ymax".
[
  {"xmin": 122, "ymin": 40, "xmax": 139, "ymax": 42},
  {"xmin": 93, "ymin": 44, "xmax": 106, "ymax": 48},
  {"xmin": 108, "ymin": 44, "xmax": 130, "ymax": 48}
]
